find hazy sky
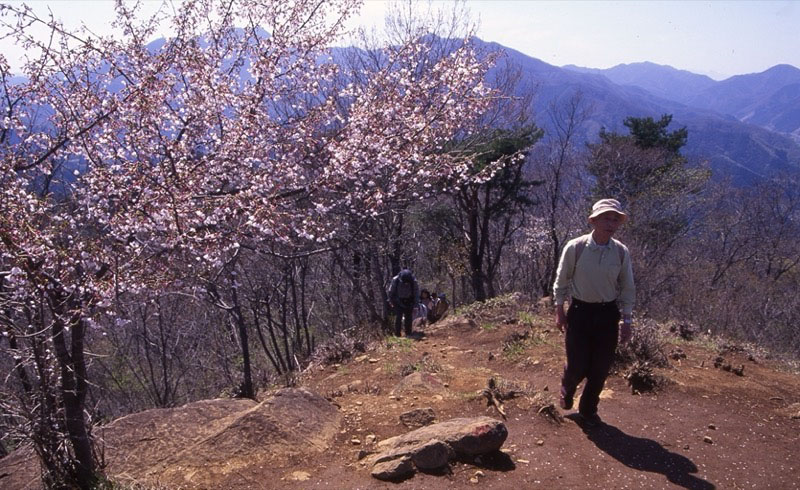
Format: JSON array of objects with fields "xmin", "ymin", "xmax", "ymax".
[{"xmin": 2, "ymin": 1, "xmax": 798, "ymax": 80}]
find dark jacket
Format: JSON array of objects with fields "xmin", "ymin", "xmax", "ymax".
[{"xmin": 388, "ymin": 269, "xmax": 420, "ymax": 306}]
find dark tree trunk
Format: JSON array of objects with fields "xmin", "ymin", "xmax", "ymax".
[
  {"xmin": 231, "ymin": 285, "xmax": 254, "ymax": 399},
  {"xmin": 51, "ymin": 313, "xmax": 97, "ymax": 488}
]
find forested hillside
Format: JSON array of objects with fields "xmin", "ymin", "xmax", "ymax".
[{"xmin": 1, "ymin": 2, "xmax": 798, "ymax": 488}]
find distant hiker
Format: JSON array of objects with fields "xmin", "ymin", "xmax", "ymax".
[
  {"xmin": 420, "ymin": 289, "xmax": 434, "ymax": 313},
  {"xmin": 552, "ymin": 198, "xmax": 635, "ymax": 428},
  {"xmin": 388, "ymin": 268, "xmax": 420, "ymax": 337},
  {"xmin": 429, "ymin": 292, "xmax": 449, "ymax": 323},
  {"xmin": 412, "ymin": 302, "xmax": 428, "ymax": 330}
]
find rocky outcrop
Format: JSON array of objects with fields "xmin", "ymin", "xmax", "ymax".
[
  {"xmin": 392, "ymin": 371, "xmax": 447, "ymax": 394},
  {"xmin": 107, "ymin": 388, "xmax": 341, "ymax": 488},
  {"xmin": 366, "ymin": 417, "xmax": 507, "ymax": 480},
  {"xmin": 399, "ymin": 407, "xmax": 436, "ymax": 428}
]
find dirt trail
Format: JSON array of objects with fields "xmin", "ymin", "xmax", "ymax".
[
  {"xmin": 2, "ymin": 300, "xmax": 798, "ymax": 489},
  {"xmin": 289, "ymin": 306, "xmax": 799, "ymax": 489}
]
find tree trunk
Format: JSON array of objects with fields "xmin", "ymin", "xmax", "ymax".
[
  {"xmin": 231, "ymin": 285, "xmax": 254, "ymax": 399},
  {"xmin": 51, "ymin": 314, "xmax": 97, "ymax": 487}
]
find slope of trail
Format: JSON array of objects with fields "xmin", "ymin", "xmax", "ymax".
[
  {"xmin": 1, "ymin": 296, "xmax": 798, "ymax": 489},
  {"xmin": 290, "ymin": 299, "xmax": 799, "ymax": 489}
]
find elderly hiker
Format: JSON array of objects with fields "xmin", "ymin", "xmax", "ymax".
[
  {"xmin": 552, "ymin": 198, "xmax": 635, "ymax": 428},
  {"xmin": 388, "ymin": 268, "xmax": 420, "ymax": 337}
]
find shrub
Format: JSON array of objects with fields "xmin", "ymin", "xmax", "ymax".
[
  {"xmin": 309, "ymin": 332, "xmax": 367, "ymax": 367},
  {"xmin": 614, "ymin": 319, "xmax": 669, "ymax": 371},
  {"xmin": 625, "ymin": 361, "xmax": 669, "ymax": 394}
]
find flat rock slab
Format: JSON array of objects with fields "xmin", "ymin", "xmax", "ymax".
[
  {"xmin": 400, "ymin": 407, "xmax": 436, "ymax": 428},
  {"xmin": 368, "ymin": 417, "xmax": 507, "ymax": 480},
  {"xmin": 393, "ymin": 372, "xmax": 447, "ymax": 394},
  {"xmin": 109, "ymin": 388, "xmax": 341, "ymax": 488}
]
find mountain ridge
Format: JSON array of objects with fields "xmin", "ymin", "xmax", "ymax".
[{"xmin": 477, "ymin": 39, "xmax": 800, "ymax": 183}]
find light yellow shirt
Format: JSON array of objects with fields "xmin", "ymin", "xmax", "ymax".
[{"xmin": 552, "ymin": 233, "xmax": 635, "ymax": 315}]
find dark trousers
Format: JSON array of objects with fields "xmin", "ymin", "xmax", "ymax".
[
  {"xmin": 561, "ymin": 299, "xmax": 620, "ymax": 416},
  {"xmin": 394, "ymin": 302, "xmax": 413, "ymax": 336}
]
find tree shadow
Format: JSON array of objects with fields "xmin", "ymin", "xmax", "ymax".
[{"xmin": 572, "ymin": 416, "xmax": 715, "ymax": 489}]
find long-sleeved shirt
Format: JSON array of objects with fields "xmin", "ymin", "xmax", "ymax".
[{"xmin": 552, "ymin": 233, "xmax": 635, "ymax": 315}]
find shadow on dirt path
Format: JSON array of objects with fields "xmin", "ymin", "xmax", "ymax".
[{"xmin": 582, "ymin": 419, "xmax": 715, "ymax": 490}]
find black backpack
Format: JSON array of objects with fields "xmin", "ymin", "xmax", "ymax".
[
  {"xmin": 397, "ymin": 278, "xmax": 414, "ymax": 300},
  {"xmin": 396, "ymin": 270, "xmax": 414, "ymax": 301}
]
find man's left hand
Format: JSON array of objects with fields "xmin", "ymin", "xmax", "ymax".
[{"xmin": 620, "ymin": 319, "xmax": 633, "ymax": 344}]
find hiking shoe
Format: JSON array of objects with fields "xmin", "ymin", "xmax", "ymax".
[
  {"xmin": 580, "ymin": 412, "xmax": 602, "ymax": 428},
  {"xmin": 559, "ymin": 388, "xmax": 573, "ymax": 410}
]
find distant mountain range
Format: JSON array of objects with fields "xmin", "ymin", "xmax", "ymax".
[
  {"xmin": 7, "ymin": 32, "xmax": 800, "ymax": 186},
  {"xmin": 475, "ymin": 39, "xmax": 800, "ymax": 184}
]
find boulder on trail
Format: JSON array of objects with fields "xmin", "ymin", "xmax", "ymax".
[
  {"xmin": 0, "ymin": 388, "xmax": 342, "ymax": 489},
  {"xmin": 107, "ymin": 388, "xmax": 341, "ymax": 488},
  {"xmin": 400, "ymin": 407, "xmax": 437, "ymax": 428},
  {"xmin": 367, "ymin": 416, "xmax": 507, "ymax": 480},
  {"xmin": 393, "ymin": 371, "xmax": 447, "ymax": 394},
  {"xmin": 432, "ymin": 316, "xmax": 479, "ymax": 332}
]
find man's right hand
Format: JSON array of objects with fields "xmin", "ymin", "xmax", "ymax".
[{"xmin": 555, "ymin": 306, "xmax": 567, "ymax": 333}]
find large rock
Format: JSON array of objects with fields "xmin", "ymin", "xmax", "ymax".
[
  {"xmin": 432, "ymin": 316, "xmax": 478, "ymax": 332},
  {"xmin": 392, "ymin": 372, "xmax": 447, "ymax": 394},
  {"xmin": 0, "ymin": 390, "xmax": 341, "ymax": 489},
  {"xmin": 400, "ymin": 407, "xmax": 436, "ymax": 428},
  {"xmin": 152, "ymin": 388, "xmax": 340, "ymax": 486},
  {"xmin": 106, "ymin": 388, "xmax": 341, "ymax": 488},
  {"xmin": 368, "ymin": 417, "xmax": 507, "ymax": 480}
]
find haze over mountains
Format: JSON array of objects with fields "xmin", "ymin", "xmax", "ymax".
[
  {"xmin": 480, "ymin": 38, "xmax": 800, "ymax": 184},
  {"xmin": 8, "ymin": 32, "xmax": 800, "ymax": 185}
]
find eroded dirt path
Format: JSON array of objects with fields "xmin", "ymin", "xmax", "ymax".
[{"xmin": 287, "ymin": 309, "xmax": 799, "ymax": 489}]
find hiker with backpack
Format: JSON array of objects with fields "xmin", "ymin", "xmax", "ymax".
[
  {"xmin": 388, "ymin": 268, "xmax": 420, "ymax": 337},
  {"xmin": 552, "ymin": 198, "xmax": 635, "ymax": 428}
]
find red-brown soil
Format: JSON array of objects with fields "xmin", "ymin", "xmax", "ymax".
[{"xmin": 2, "ymin": 299, "xmax": 799, "ymax": 489}]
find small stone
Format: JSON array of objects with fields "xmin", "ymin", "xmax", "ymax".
[
  {"xmin": 351, "ymin": 438, "xmax": 361, "ymax": 445},
  {"xmin": 288, "ymin": 471, "xmax": 311, "ymax": 481},
  {"xmin": 684, "ymin": 444, "xmax": 690, "ymax": 450},
  {"xmin": 368, "ymin": 358, "xmax": 379, "ymax": 363},
  {"xmin": 355, "ymin": 355, "xmax": 368, "ymax": 362},
  {"xmin": 466, "ymin": 349, "xmax": 475, "ymax": 354},
  {"xmin": 708, "ymin": 423, "xmax": 716, "ymax": 430},
  {"xmin": 469, "ymin": 477, "xmax": 479, "ymax": 484},
  {"xmin": 703, "ymin": 436, "xmax": 713, "ymax": 444},
  {"xmin": 443, "ymin": 383, "xmax": 449, "ymax": 388},
  {"xmin": 474, "ymin": 470, "xmax": 485, "ymax": 477},
  {"xmin": 536, "ymin": 439, "xmax": 544, "ymax": 446},
  {"xmin": 355, "ymin": 401, "xmax": 363, "ymax": 406},
  {"xmin": 366, "ymin": 434, "xmax": 377, "ymax": 444},
  {"xmin": 517, "ymin": 458, "xmax": 530, "ymax": 464}
]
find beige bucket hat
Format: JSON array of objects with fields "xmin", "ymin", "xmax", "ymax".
[{"xmin": 588, "ymin": 198, "xmax": 628, "ymax": 223}]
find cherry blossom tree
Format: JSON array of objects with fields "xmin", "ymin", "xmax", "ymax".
[{"xmin": 1, "ymin": 0, "xmax": 500, "ymax": 485}]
